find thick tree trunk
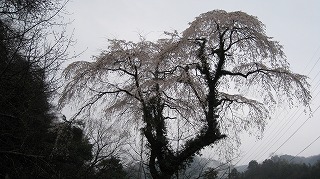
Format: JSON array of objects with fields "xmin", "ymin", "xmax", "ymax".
[{"xmin": 144, "ymin": 39, "xmax": 228, "ymax": 179}]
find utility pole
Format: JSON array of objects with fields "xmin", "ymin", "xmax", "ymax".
[{"xmin": 228, "ymin": 162, "xmax": 231, "ymax": 179}]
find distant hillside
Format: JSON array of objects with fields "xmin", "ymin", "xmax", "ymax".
[
  {"xmin": 125, "ymin": 154, "xmax": 320, "ymax": 178},
  {"xmin": 235, "ymin": 164, "xmax": 248, "ymax": 173},
  {"xmin": 125, "ymin": 156, "xmax": 224, "ymax": 178},
  {"xmin": 275, "ymin": 154, "xmax": 320, "ymax": 165},
  {"xmin": 182, "ymin": 154, "xmax": 320, "ymax": 177},
  {"xmin": 178, "ymin": 156, "xmax": 222, "ymax": 178},
  {"xmin": 235, "ymin": 154, "xmax": 320, "ymax": 173}
]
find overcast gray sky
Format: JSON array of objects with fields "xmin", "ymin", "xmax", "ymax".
[{"xmin": 65, "ymin": 0, "xmax": 320, "ymax": 165}]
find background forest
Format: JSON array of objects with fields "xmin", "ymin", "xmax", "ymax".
[{"xmin": 227, "ymin": 155, "xmax": 320, "ymax": 179}]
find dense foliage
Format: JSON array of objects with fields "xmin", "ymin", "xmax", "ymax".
[
  {"xmin": 0, "ymin": 35, "xmax": 128, "ymax": 177},
  {"xmin": 0, "ymin": 0, "xmax": 129, "ymax": 178},
  {"xmin": 231, "ymin": 158, "xmax": 320, "ymax": 179}
]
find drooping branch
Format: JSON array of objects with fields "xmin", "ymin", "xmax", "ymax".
[
  {"xmin": 69, "ymin": 90, "xmax": 110, "ymax": 121},
  {"xmin": 221, "ymin": 68, "xmax": 268, "ymax": 78}
]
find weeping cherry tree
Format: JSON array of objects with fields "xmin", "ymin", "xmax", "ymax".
[{"xmin": 59, "ymin": 10, "xmax": 311, "ymax": 178}]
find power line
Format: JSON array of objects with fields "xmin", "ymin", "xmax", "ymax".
[
  {"xmin": 265, "ymin": 103, "xmax": 320, "ymax": 161},
  {"xmin": 301, "ymin": 44, "xmax": 320, "ymax": 75},
  {"xmin": 255, "ymin": 108, "xmax": 305, "ymax": 161},
  {"xmin": 250, "ymin": 56, "xmax": 320, "ymax": 163},
  {"xmin": 236, "ymin": 107, "xmax": 290, "ymax": 165},
  {"xmin": 226, "ymin": 45, "xmax": 320, "ymax": 167},
  {"xmin": 235, "ymin": 53, "xmax": 320, "ymax": 166},
  {"xmin": 289, "ymin": 134, "xmax": 320, "ymax": 163},
  {"xmin": 264, "ymin": 45, "xmax": 320, "ymax": 164}
]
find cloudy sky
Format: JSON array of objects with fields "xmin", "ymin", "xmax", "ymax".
[{"xmin": 65, "ymin": 0, "xmax": 320, "ymax": 165}]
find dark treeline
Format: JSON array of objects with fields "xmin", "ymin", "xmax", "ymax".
[
  {"xmin": 0, "ymin": 32, "xmax": 129, "ymax": 177},
  {"xmin": 0, "ymin": 0, "xmax": 128, "ymax": 178},
  {"xmin": 227, "ymin": 157, "xmax": 320, "ymax": 179}
]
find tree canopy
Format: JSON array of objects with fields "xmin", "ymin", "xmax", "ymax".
[
  {"xmin": 60, "ymin": 10, "xmax": 311, "ymax": 178},
  {"xmin": 237, "ymin": 159, "xmax": 320, "ymax": 179}
]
